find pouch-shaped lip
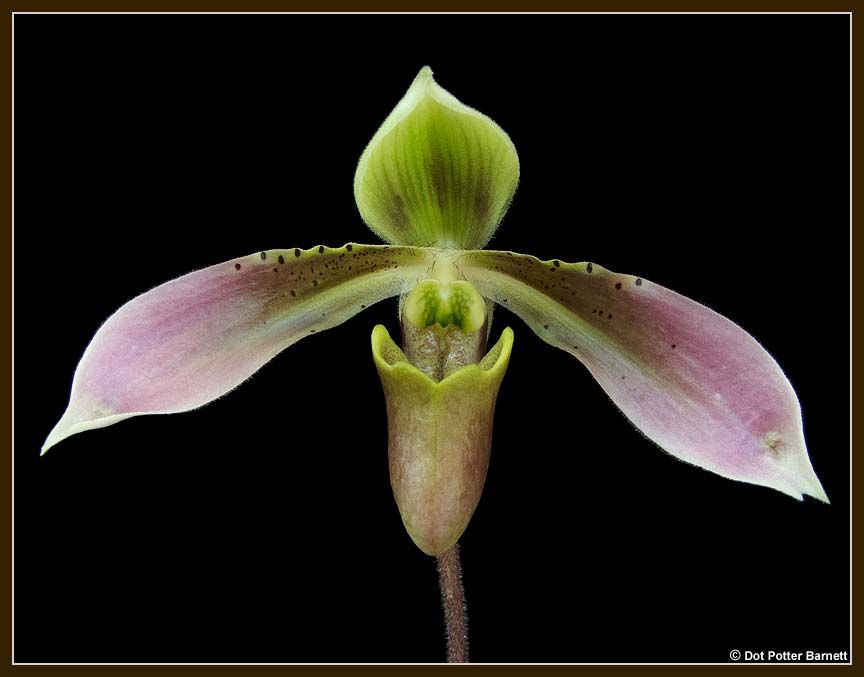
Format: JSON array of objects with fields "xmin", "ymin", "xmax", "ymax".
[{"xmin": 372, "ymin": 324, "xmax": 514, "ymax": 555}]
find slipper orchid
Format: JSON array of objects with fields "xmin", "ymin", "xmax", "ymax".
[{"xmin": 43, "ymin": 65, "xmax": 828, "ymax": 658}]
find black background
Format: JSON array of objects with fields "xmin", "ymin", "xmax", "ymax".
[{"xmin": 14, "ymin": 13, "xmax": 849, "ymax": 664}]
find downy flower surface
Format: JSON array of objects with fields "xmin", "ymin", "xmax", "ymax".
[{"xmin": 43, "ymin": 66, "xmax": 828, "ymax": 557}]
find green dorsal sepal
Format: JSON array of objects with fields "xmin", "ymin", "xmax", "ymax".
[
  {"xmin": 354, "ymin": 66, "xmax": 520, "ymax": 249},
  {"xmin": 403, "ymin": 279, "xmax": 486, "ymax": 333}
]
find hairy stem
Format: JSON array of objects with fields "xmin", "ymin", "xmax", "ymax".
[{"xmin": 436, "ymin": 543, "xmax": 468, "ymax": 663}]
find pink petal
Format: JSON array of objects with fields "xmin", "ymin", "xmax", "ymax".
[
  {"xmin": 461, "ymin": 251, "xmax": 828, "ymax": 502},
  {"xmin": 43, "ymin": 244, "xmax": 431, "ymax": 453}
]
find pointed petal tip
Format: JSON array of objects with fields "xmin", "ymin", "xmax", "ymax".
[
  {"xmin": 40, "ymin": 408, "xmax": 134, "ymax": 456},
  {"xmin": 766, "ymin": 462, "xmax": 829, "ymax": 504},
  {"xmin": 804, "ymin": 476, "xmax": 830, "ymax": 504},
  {"xmin": 781, "ymin": 488, "xmax": 829, "ymax": 505},
  {"xmin": 789, "ymin": 454, "xmax": 830, "ymax": 504},
  {"xmin": 41, "ymin": 410, "xmax": 75, "ymax": 456},
  {"xmin": 810, "ymin": 490, "xmax": 830, "ymax": 505}
]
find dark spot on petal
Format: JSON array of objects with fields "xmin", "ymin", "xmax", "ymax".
[
  {"xmin": 346, "ymin": 244, "xmax": 353, "ymax": 251},
  {"xmin": 608, "ymin": 314, "xmax": 613, "ymax": 320},
  {"xmin": 763, "ymin": 432, "xmax": 786, "ymax": 456},
  {"xmin": 615, "ymin": 282, "xmax": 622, "ymax": 290},
  {"xmin": 671, "ymin": 344, "xmax": 676, "ymax": 349},
  {"xmin": 278, "ymin": 255, "xmax": 285, "ymax": 264},
  {"xmin": 598, "ymin": 310, "xmax": 604, "ymax": 317},
  {"xmin": 621, "ymin": 375, "xmax": 626, "ymax": 380},
  {"xmin": 318, "ymin": 245, "xmax": 325, "ymax": 254},
  {"xmin": 592, "ymin": 309, "xmax": 597, "ymax": 314},
  {"xmin": 290, "ymin": 290, "xmax": 296, "ymax": 297},
  {"xmin": 553, "ymin": 260, "xmax": 560, "ymax": 267},
  {"xmin": 295, "ymin": 248, "xmax": 301, "ymax": 257},
  {"xmin": 312, "ymin": 279, "xmax": 318, "ymax": 287},
  {"xmin": 360, "ymin": 304, "xmax": 366, "ymax": 309},
  {"xmin": 273, "ymin": 268, "xmax": 278, "ymax": 273},
  {"xmin": 635, "ymin": 278, "xmax": 643, "ymax": 286},
  {"xmin": 543, "ymin": 324, "xmax": 549, "ymax": 329},
  {"xmin": 234, "ymin": 263, "xmax": 241, "ymax": 270},
  {"xmin": 260, "ymin": 252, "xmax": 267, "ymax": 260},
  {"xmin": 587, "ymin": 263, "xmax": 593, "ymax": 273}
]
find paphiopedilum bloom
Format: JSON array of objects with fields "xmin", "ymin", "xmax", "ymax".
[{"xmin": 43, "ymin": 67, "xmax": 827, "ymax": 565}]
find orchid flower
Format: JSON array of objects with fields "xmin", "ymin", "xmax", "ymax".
[{"xmin": 43, "ymin": 66, "xmax": 828, "ymax": 662}]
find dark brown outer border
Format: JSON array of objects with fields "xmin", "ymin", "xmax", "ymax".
[
  {"xmin": 2, "ymin": 4, "xmax": 856, "ymax": 677},
  {"xmin": 0, "ymin": 2, "xmax": 859, "ymax": 10}
]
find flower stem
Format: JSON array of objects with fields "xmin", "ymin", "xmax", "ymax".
[{"xmin": 436, "ymin": 543, "xmax": 468, "ymax": 663}]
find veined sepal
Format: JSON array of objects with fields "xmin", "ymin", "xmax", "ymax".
[
  {"xmin": 354, "ymin": 67, "xmax": 520, "ymax": 249},
  {"xmin": 371, "ymin": 324, "xmax": 514, "ymax": 556}
]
